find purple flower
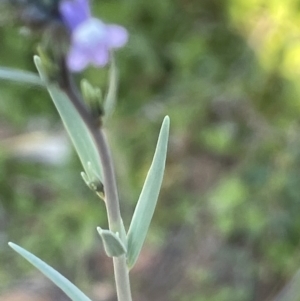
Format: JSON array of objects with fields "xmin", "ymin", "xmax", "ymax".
[{"xmin": 59, "ymin": 0, "xmax": 128, "ymax": 72}]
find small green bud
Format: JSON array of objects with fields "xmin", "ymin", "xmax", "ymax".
[{"xmin": 81, "ymin": 79, "xmax": 104, "ymax": 119}]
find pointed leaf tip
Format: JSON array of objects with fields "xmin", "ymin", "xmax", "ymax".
[
  {"xmin": 97, "ymin": 227, "xmax": 127, "ymax": 257},
  {"xmin": 33, "ymin": 55, "xmax": 40, "ymax": 64},
  {"xmin": 8, "ymin": 242, "xmax": 92, "ymax": 301},
  {"xmin": 126, "ymin": 116, "xmax": 170, "ymax": 268}
]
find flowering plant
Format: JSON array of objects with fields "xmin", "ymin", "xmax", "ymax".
[
  {"xmin": 0, "ymin": 1, "xmax": 169, "ymax": 301},
  {"xmin": 60, "ymin": 0, "xmax": 128, "ymax": 71}
]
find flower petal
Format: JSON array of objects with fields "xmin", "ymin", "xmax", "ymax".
[
  {"xmin": 72, "ymin": 18, "xmax": 106, "ymax": 48},
  {"xmin": 59, "ymin": 0, "xmax": 91, "ymax": 30},
  {"xmin": 91, "ymin": 46, "xmax": 110, "ymax": 67},
  {"xmin": 67, "ymin": 46, "xmax": 90, "ymax": 72},
  {"xmin": 106, "ymin": 25, "xmax": 128, "ymax": 48},
  {"xmin": 60, "ymin": 0, "xmax": 128, "ymax": 72}
]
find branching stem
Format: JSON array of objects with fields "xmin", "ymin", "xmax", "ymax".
[{"xmin": 59, "ymin": 61, "xmax": 133, "ymax": 301}]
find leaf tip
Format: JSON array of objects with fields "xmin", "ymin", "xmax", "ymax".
[
  {"xmin": 33, "ymin": 55, "xmax": 41, "ymax": 65},
  {"xmin": 163, "ymin": 115, "xmax": 170, "ymax": 130},
  {"xmin": 8, "ymin": 242, "xmax": 18, "ymax": 251}
]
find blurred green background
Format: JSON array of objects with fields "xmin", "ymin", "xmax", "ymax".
[{"xmin": 1, "ymin": 0, "xmax": 300, "ymax": 300}]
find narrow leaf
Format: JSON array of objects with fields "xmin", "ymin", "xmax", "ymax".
[
  {"xmin": 34, "ymin": 56, "xmax": 103, "ymax": 182},
  {"xmin": 97, "ymin": 227, "xmax": 127, "ymax": 257},
  {"xmin": 0, "ymin": 67, "xmax": 43, "ymax": 86},
  {"xmin": 127, "ymin": 116, "xmax": 170, "ymax": 268},
  {"xmin": 8, "ymin": 242, "xmax": 92, "ymax": 301}
]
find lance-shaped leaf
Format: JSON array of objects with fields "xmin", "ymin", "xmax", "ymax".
[
  {"xmin": 8, "ymin": 242, "xmax": 92, "ymax": 301},
  {"xmin": 127, "ymin": 116, "xmax": 170, "ymax": 269},
  {"xmin": 97, "ymin": 227, "xmax": 127, "ymax": 257},
  {"xmin": 34, "ymin": 56, "xmax": 103, "ymax": 182},
  {"xmin": 0, "ymin": 67, "xmax": 43, "ymax": 86}
]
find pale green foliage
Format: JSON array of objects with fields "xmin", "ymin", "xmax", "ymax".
[
  {"xmin": 8, "ymin": 243, "xmax": 93, "ymax": 301},
  {"xmin": 35, "ymin": 56, "xmax": 103, "ymax": 183},
  {"xmin": 97, "ymin": 227, "xmax": 127, "ymax": 257},
  {"xmin": 127, "ymin": 116, "xmax": 170, "ymax": 269}
]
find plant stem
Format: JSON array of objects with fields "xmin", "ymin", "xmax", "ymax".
[
  {"xmin": 96, "ymin": 129, "xmax": 133, "ymax": 301},
  {"xmin": 59, "ymin": 62, "xmax": 133, "ymax": 301}
]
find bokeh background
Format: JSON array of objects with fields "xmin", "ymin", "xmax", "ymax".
[{"xmin": 1, "ymin": 0, "xmax": 300, "ymax": 300}]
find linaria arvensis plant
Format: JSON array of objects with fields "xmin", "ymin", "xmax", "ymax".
[{"xmin": 0, "ymin": 1, "xmax": 170, "ymax": 301}]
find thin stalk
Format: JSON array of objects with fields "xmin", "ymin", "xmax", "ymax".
[{"xmin": 59, "ymin": 61, "xmax": 133, "ymax": 301}]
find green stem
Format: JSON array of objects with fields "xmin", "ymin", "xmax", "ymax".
[
  {"xmin": 59, "ymin": 63, "xmax": 133, "ymax": 301},
  {"xmin": 95, "ymin": 129, "xmax": 121, "ymax": 231},
  {"xmin": 96, "ymin": 129, "xmax": 133, "ymax": 301}
]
